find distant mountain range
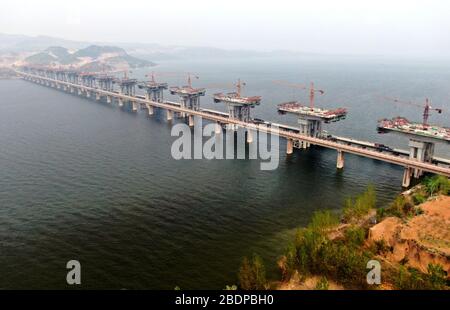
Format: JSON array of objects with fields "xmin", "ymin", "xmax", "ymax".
[
  {"xmin": 22, "ymin": 45, "xmax": 154, "ymax": 71},
  {"xmin": 0, "ymin": 33, "xmax": 315, "ymax": 66}
]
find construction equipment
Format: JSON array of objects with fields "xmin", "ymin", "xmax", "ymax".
[
  {"xmin": 273, "ymin": 80, "xmax": 324, "ymax": 109},
  {"xmin": 213, "ymin": 79, "xmax": 261, "ymax": 128},
  {"xmin": 383, "ymin": 96, "xmax": 443, "ymax": 128},
  {"xmin": 169, "ymin": 73, "xmax": 206, "ymax": 112}
]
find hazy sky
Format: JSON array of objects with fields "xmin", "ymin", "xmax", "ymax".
[{"xmin": 1, "ymin": 0, "xmax": 449, "ymax": 57}]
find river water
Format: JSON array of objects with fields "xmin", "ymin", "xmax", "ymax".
[{"xmin": 0, "ymin": 56, "xmax": 449, "ymax": 288}]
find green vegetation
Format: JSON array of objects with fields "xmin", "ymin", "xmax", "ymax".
[
  {"xmin": 377, "ymin": 195, "xmax": 414, "ymax": 220},
  {"xmin": 345, "ymin": 226, "xmax": 367, "ymax": 248},
  {"xmin": 394, "ymin": 263, "xmax": 448, "ymax": 290},
  {"xmin": 238, "ymin": 254, "xmax": 268, "ymax": 290},
  {"xmin": 412, "ymin": 193, "xmax": 426, "ymax": 205},
  {"xmin": 308, "ymin": 210, "xmax": 339, "ymax": 232},
  {"xmin": 315, "ymin": 277, "xmax": 329, "ymax": 290},
  {"xmin": 423, "ymin": 175, "xmax": 450, "ymax": 196},
  {"xmin": 343, "ymin": 184, "xmax": 376, "ymax": 222},
  {"xmin": 377, "ymin": 175, "xmax": 449, "ymax": 222},
  {"xmin": 370, "ymin": 239, "xmax": 391, "ymax": 255},
  {"xmin": 281, "ymin": 208, "xmax": 373, "ymax": 288},
  {"xmin": 237, "ymin": 181, "xmax": 450, "ymax": 290},
  {"xmin": 427, "ymin": 263, "xmax": 448, "ymax": 289}
]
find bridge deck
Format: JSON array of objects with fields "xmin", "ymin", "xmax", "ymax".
[{"xmin": 17, "ymin": 71, "xmax": 450, "ymax": 177}]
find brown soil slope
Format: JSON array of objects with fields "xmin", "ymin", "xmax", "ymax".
[{"xmin": 368, "ymin": 195, "xmax": 450, "ymax": 277}]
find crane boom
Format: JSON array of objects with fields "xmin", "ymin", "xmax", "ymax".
[
  {"xmin": 273, "ymin": 80, "xmax": 324, "ymax": 109},
  {"xmin": 384, "ymin": 96, "xmax": 443, "ymax": 127}
]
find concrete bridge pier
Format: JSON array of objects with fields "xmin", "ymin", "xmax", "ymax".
[
  {"xmin": 188, "ymin": 114, "xmax": 194, "ymax": 127},
  {"xmin": 408, "ymin": 139, "xmax": 434, "ymax": 178},
  {"xmin": 402, "ymin": 167, "xmax": 413, "ymax": 188},
  {"xmin": 106, "ymin": 95, "xmax": 112, "ymax": 104},
  {"xmin": 95, "ymin": 92, "xmax": 101, "ymax": 101},
  {"xmin": 167, "ymin": 110, "xmax": 173, "ymax": 121},
  {"xmin": 131, "ymin": 101, "xmax": 138, "ymax": 112},
  {"xmin": 70, "ymin": 87, "xmax": 74, "ymax": 93},
  {"xmin": 337, "ymin": 150, "xmax": 345, "ymax": 169},
  {"xmin": 86, "ymin": 91, "xmax": 91, "ymax": 98},
  {"xmin": 146, "ymin": 103, "xmax": 154, "ymax": 115},
  {"xmin": 215, "ymin": 122, "xmax": 222, "ymax": 134},
  {"xmin": 118, "ymin": 98, "xmax": 124, "ymax": 107},
  {"xmin": 286, "ymin": 138, "xmax": 294, "ymax": 154},
  {"xmin": 246, "ymin": 129, "xmax": 253, "ymax": 143}
]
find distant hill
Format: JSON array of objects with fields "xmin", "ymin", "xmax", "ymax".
[
  {"xmin": 0, "ymin": 33, "xmax": 317, "ymax": 66},
  {"xmin": 23, "ymin": 45, "xmax": 155, "ymax": 70}
]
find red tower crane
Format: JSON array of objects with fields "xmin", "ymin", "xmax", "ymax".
[
  {"xmin": 384, "ymin": 97, "xmax": 443, "ymax": 128},
  {"xmin": 273, "ymin": 80, "xmax": 324, "ymax": 109}
]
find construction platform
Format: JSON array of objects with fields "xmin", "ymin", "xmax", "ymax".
[
  {"xmin": 277, "ymin": 101, "xmax": 347, "ymax": 123},
  {"xmin": 377, "ymin": 117, "xmax": 450, "ymax": 143}
]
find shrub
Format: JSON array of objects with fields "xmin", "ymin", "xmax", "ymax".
[
  {"xmin": 281, "ymin": 244, "xmax": 297, "ymax": 280},
  {"xmin": 238, "ymin": 254, "xmax": 268, "ymax": 290},
  {"xmin": 308, "ymin": 210, "xmax": 339, "ymax": 232},
  {"xmin": 393, "ymin": 265, "xmax": 449, "ymax": 290},
  {"xmin": 343, "ymin": 184, "xmax": 376, "ymax": 221},
  {"xmin": 383, "ymin": 195, "xmax": 414, "ymax": 218},
  {"xmin": 423, "ymin": 175, "xmax": 450, "ymax": 196},
  {"xmin": 316, "ymin": 240, "xmax": 370, "ymax": 288},
  {"xmin": 315, "ymin": 277, "xmax": 329, "ymax": 290},
  {"xmin": 412, "ymin": 193, "xmax": 426, "ymax": 205},
  {"xmin": 394, "ymin": 266, "xmax": 428, "ymax": 290},
  {"xmin": 427, "ymin": 263, "xmax": 447, "ymax": 290},
  {"xmin": 372, "ymin": 239, "xmax": 391, "ymax": 255},
  {"xmin": 376, "ymin": 207, "xmax": 386, "ymax": 222},
  {"xmin": 345, "ymin": 226, "xmax": 367, "ymax": 248}
]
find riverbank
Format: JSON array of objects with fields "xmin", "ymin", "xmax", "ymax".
[{"xmin": 236, "ymin": 176, "xmax": 450, "ymax": 290}]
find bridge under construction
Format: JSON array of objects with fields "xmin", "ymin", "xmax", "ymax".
[{"xmin": 15, "ymin": 67, "xmax": 450, "ymax": 187}]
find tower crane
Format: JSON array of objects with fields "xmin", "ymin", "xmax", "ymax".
[
  {"xmin": 273, "ymin": 80, "xmax": 324, "ymax": 109},
  {"xmin": 384, "ymin": 97, "xmax": 443, "ymax": 128},
  {"xmin": 205, "ymin": 79, "xmax": 247, "ymax": 97}
]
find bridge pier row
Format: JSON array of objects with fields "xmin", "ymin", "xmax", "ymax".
[
  {"xmin": 167, "ymin": 110, "xmax": 173, "ymax": 121},
  {"xmin": 188, "ymin": 114, "xmax": 194, "ymax": 127},
  {"xmin": 337, "ymin": 150, "xmax": 345, "ymax": 169},
  {"xmin": 286, "ymin": 138, "xmax": 294, "ymax": 155},
  {"xmin": 246, "ymin": 129, "xmax": 253, "ymax": 143},
  {"xmin": 402, "ymin": 167, "xmax": 413, "ymax": 188}
]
